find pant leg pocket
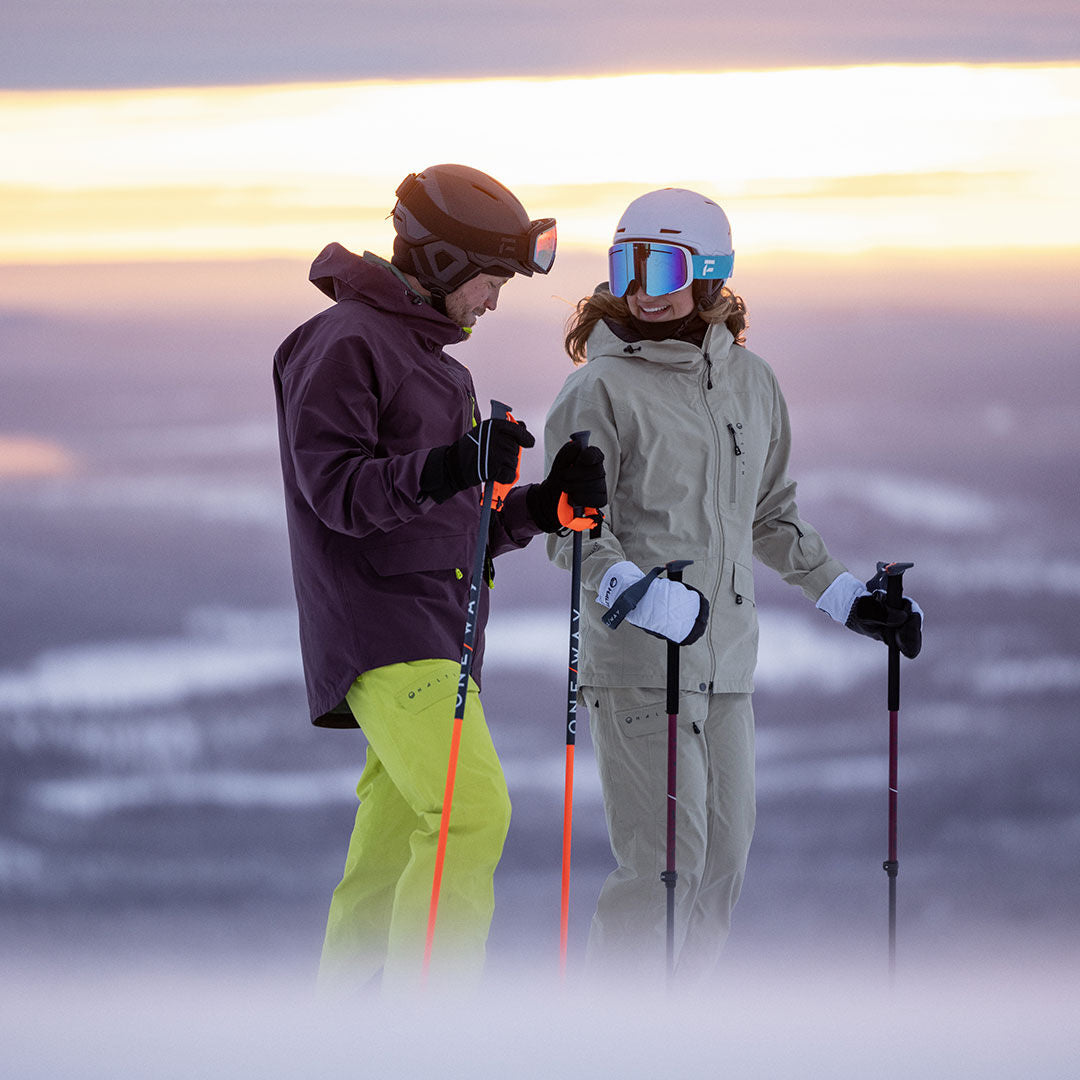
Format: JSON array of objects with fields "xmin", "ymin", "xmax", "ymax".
[{"xmin": 594, "ymin": 686, "xmax": 670, "ymax": 739}]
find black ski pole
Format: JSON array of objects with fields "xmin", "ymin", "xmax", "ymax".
[
  {"xmin": 662, "ymin": 559, "xmax": 693, "ymax": 984},
  {"xmin": 424, "ymin": 399, "xmax": 514, "ymax": 982},
  {"xmin": 599, "ymin": 556, "xmax": 693, "ymax": 983},
  {"xmin": 877, "ymin": 559, "xmax": 913, "ymax": 980}
]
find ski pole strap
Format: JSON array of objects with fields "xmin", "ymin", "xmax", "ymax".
[{"xmin": 602, "ymin": 565, "xmax": 664, "ymax": 629}]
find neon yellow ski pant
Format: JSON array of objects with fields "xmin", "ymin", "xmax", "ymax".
[{"xmin": 319, "ymin": 659, "xmax": 511, "ymax": 993}]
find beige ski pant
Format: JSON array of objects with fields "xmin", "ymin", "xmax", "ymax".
[{"xmin": 583, "ymin": 686, "xmax": 756, "ymax": 983}]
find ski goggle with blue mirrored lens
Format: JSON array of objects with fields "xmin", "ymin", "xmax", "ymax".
[{"xmin": 608, "ymin": 241, "xmax": 734, "ymax": 298}]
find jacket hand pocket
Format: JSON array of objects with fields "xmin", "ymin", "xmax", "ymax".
[
  {"xmin": 359, "ymin": 534, "xmax": 469, "ymax": 577},
  {"xmin": 732, "ymin": 560, "xmax": 756, "ymax": 607}
]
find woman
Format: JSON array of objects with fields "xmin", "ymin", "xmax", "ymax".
[{"xmin": 543, "ymin": 188, "xmax": 921, "ymax": 982}]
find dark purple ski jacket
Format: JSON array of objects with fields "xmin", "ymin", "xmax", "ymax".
[{"xmin": 274, "ymin": 244, "xmax": 541, "ymax": 727}]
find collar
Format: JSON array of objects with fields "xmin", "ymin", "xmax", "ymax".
[
  {"xmin": 603, "ymin": 311, "xmax": 709, "ymax": 346},
  {"xmin": 362, "ymin": 250, "xmax": 432, "ymax": 305},
  {"xmin": 589, "ymin": 317, "xmax": 735, "ymax": 366}
]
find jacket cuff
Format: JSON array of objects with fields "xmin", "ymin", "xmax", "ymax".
[
  {"xmin": 815, "ymin": 571, "xmax": 867, "ymax": 624},
  {"xmin": 496, "ymin": 484, "xmax": 545, "ymax": 543},
  {"xmin": 524, "ymin": 482, "xmax": 560, "ymax": 533}
]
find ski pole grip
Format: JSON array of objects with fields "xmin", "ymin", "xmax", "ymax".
[
  {"xmin": 875, "ymin": 560, "xmax": 913, "ymax": 606},
  {"xmin": 558, "ymin": 429, "xmax": 604, "ymax": 535},
  {"xmin": 488, "ymin": 399, "xmax": 519, "ymax": 511},
  {"xmin": 570, "ymin": 430, "xmax": 590, "ymax": 513},
  {"xmin": 876, "ymin": 561, "xmax": 912, "ymax": 713},
  {"xmin": 886, "ymin": 571, "xmax": 905, "ymax": 608},
  {"xmin": 664, "ymin": 562, "xmax": 692, "ymax": 718}
]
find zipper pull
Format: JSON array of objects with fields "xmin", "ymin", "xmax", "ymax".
[
  {"xmin": 704, "ymin": 352, "xmax": 713, "ymax": 390},
  {"xmin": 727, "ymin": 422, "xmax": 743, "ymax": 456}
]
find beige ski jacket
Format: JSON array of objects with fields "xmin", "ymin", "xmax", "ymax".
[{"xmin": 544, "ymin": 317, "xmax": 846, "ymax": 692}]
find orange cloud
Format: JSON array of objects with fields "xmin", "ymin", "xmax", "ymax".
[{"xmin": 0, "ymin": 436, "xmax": 78, "ymax": 478}]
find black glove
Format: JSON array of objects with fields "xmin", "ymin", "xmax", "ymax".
[
  {"xmin": 420, "ymin": 418, "xmax": 535, "ymax": 504},
  {"xmin": 526, "ymin": 439, "xmax": 608, "ymax": 533},
  {"xmin": 846, "ymin": 592, "xmax": 923, "ymax": 659}
]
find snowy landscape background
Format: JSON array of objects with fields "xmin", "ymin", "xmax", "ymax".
[{"xmin": 2, "ymin": 245, "xmax": 1077, "ymax": 992}]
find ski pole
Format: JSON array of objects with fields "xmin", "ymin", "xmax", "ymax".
[
  {"xmin": 876, "ymin": 559, "xmax": 913, "ymax": 980},
  {"xmin": 662, "ymin": 559, "xmax": 693, "ymax": 984},
  {"xmin": 559, "ymin": 430, "xmax": 593, "ymax": 980},
  {"xmin": 424, "ymin": 399, "xmax": 514, "ymax": 983},
  {"xmin": 598, "ymin": 557, "xmax": 692, "ymax": 982}
]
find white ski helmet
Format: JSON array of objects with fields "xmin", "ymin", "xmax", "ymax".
[{"xmin": 609, "ymin": 188, "xmax": 734, "ymax": 298}]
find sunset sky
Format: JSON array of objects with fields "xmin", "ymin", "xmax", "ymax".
[{"xmin": 2, "ymin": 3, "xmax": 1078, "ymax": 266}]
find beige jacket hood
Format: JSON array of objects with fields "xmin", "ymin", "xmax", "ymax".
[{"xmin": 544, "ymin": 316, "xmax": 845, "ymax": 692}]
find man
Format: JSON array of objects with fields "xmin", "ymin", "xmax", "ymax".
[{"xmin": 274, "ymin": 164, "xmax": 606, "ymax": 991}]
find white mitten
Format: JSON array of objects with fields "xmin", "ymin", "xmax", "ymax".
[{"xmin": 597, "ymin": 561, "xmax": 707, "ymax": 645}]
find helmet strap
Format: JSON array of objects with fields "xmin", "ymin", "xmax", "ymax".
[
  {"xmin": 391, "ymin": 237, "xmax": 452, "ymax": 316},
  {"xmin": 429, "ymin": 288, "xmax": 449, "ymax": 317}
]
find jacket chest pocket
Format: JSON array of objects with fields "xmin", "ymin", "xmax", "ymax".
[{"xmin": 724, "ymin": 418, "xmax": 747, "ymax": 506}]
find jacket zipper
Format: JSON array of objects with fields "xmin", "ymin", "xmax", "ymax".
[{"xmin": 700, "ymin": 351, "xmax": 722, "ymax": 682}]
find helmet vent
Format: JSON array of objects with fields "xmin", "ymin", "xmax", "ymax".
[{"xmin": 659, "ymin": 228, "xmax": 682, "ymax": 234}]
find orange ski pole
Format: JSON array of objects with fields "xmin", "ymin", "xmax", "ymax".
[
  {"xmin": 559, "ymin": 430, "xmax": 595, "ymax": 978},
  {"xmin": 423, "ymin": 400, "xmax": 513, "ymax": 982}
]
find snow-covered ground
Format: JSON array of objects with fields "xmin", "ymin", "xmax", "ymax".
[{"xmin": 4, "ymin": 955, "xmax": 1078, "ymax": 1078}]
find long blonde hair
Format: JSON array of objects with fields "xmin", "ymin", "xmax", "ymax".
[{"xmin": 564, "ymin": 284, "xmax": 747, "ymax": 366}]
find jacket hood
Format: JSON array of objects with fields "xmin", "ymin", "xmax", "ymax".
[{"xmin": 308, "ymin": 242, "xmax": 467, "ymax": 344}]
